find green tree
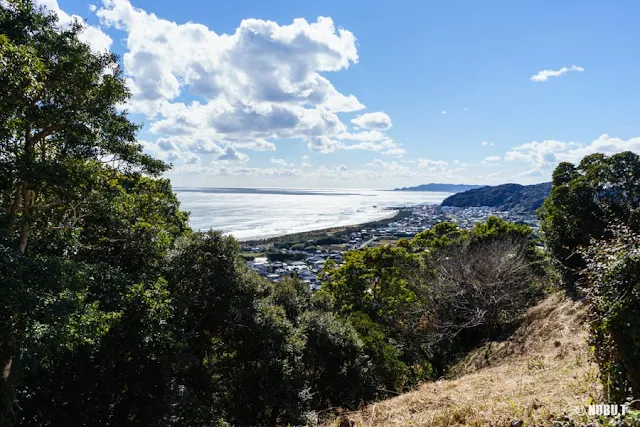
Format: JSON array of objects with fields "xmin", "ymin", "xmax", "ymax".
[
  {"xmin": 409, "ymin": 221, "xmax": 467, "ymax": 251},
  {"xmin": 0, "ymin": 0, "xmax": 167, "ymax": 254},
  {"xmin": 580, "ymin": 224, "xmax": 640, "ymax": 401},
  {"xmin": 539, "ymin": 152, "xmax": 640, "ymax": 290},
  {"xmin": 320, "ymin": 246, "xmax": 435, "ymax": 391},
  {"xmin": 0, "ymin": 2, "xmax": 182, "ymax": 422}
]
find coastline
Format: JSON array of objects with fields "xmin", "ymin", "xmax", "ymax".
[{"xmin": 237, "ymin": 208, "xmax": 406, "ymax": 245}]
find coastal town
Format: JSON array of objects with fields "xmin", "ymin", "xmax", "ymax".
[{"xmin": 242, "ymin": 204, "xmax": 540, "ymax": 289}]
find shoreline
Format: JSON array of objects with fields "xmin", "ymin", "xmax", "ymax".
[{"xmin": 237, "ymin": 208, "xmax": 407, "ymax": 245}]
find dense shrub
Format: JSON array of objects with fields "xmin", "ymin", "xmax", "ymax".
[
  {"xmin": 539, "ymin": 152, "xmax": 640, "ymax": 291},
  {"xmin": 320, "ymin": 218, "xmax": 542, "ymax": 386},
  {"xmin": 580, "ymin": 224, "xmax": 640, "ymax": 401},
  {"xmin": 540, "ymin": 153, "xmax": 640, "ymax": 401}
]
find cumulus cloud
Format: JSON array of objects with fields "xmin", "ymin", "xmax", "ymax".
[
  {"xmin": 271, "ymin": 157, "xmax": 295, "ymax": 167},
  {"xmin": 307, "ymin": 136, "xmax": 344, "ymax": 153},
  {"xmin": 366, "ymin": 159, "xmax": 407, "ymax": 171},
  {"xmin": 480, "ymin": 141, "xmax": 494, "ymax": 147},
  {"xmin": 217, "ymin": 146, "xmax": 249, "ymax": 163},
  {"xmin": 140, "ymin": 139, "xmax": 201, "ymax": 164},
  {"xmin": 382, "ymin": 147, "xmax": 406, "ymax": 157},
  {"xmin": 350, "ymin": 112, "xmax": 392, "ymax": 130},
  {"xmin": 504, "ymin": 134, "xmax": 640, "ymax": 174},
  {"xmin": 230, "ymin": 138, "xmax": 276, "ymax": 151},
  {"xmin": 84, "ymin": 0, "xmax": 406, "ymax": 162},
  {"xmin": 34, "ymin": 0, "xmax": 112, "ymax": 51},
  {"xmin": 531, "ymin": 65, "xmax": 584, "ymax": 82},
  {"xmin": 505, "ymin": 139, "xmax": 581, "ymax": 168},
  {"xmin": 417, "ymin": 159, "xmax": 448, "ymax": 169},
  {"xmin": 484, "ymin": 156, "xmax": 501, "ymax": 162}
]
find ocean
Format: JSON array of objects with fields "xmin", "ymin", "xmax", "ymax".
[{"xmin": 174, "ymin": 187, "xmax": 451, "ymax": 241}]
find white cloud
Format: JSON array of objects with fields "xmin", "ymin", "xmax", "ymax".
[
  {"xmin": 505, "ymin": 139, "xmax": 581, "ymax": 167},
  {"xmin": 230, "ymin": 138, "xmax": 276, "ymax": 151},
  {"xmin": 480, "ymin": 141, "xmax": 494, "ymax": 147},
  {"xmin": 307, "ymin": 136, "xmax": 344, "ymax": 153},
  {"xmin": 34, "ymin": 0, "xmax": 112, "ymax": 51},
  {"xmin": 382, "ymin": 147, "xmax": 406, "ymax": 157},
  {"xmin": 531, "ymin": 65, "xmax": 584, "ymax": 82},
  {"xmin": 337, "ymin": 130, "xmax": 387, "ymax": 142},
  {"xmin": 504, "ymin": 134, "xmax": 640, "ymax": 172},
  {"xmin": 417, "ymin": 159, "xmax": 448, "ymax": 169},
  {"xmin": 96, "ymin": 0, "xmax": 360, "ymax": 118},
  {"xmin": 86, "ymin": 0, "xmax": 405, "ymax": 161},
  {"xmin": 441, "ymin": 110, "xmax": 447, "ymax": 115},
  {"xmin": 561, "ymin": 134, "xmax": 640, "ymax": 161},
  {"xmin": 217, "ymin": 146, "xmax": 249, "ymax": 163},
  {"xmin": 350, "ymin": 112, "xmax": 392, "ymax": 130},
  {"xmin": 484, "ymin": 156, "xmax": 501, "ymax": 162},
  {"xmin": 271, "ymin": 157, "xmax": 295, "ymax": 167},
  {"xmin": 140, "ymin": 139, "xmax": 202, "ymax": 164}
]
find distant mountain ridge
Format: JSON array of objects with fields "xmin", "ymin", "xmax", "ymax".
[
  {"xmin": 394, "ymin": 183, "xmax": 485, "ymax": 193},
  {"xmin": 441, "ymin": 182, "xmax": 552, "ymax": 213}
]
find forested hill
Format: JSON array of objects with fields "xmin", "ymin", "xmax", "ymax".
[
  {"xmin": 441, "ymin": 182, "xmax": 552, "ymax": 213},
  {"xmin": 394, "ymin": 183, "xmax": 485, "ymax": 193}
]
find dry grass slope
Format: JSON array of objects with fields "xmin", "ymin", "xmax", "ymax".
[{"xmin": 323, "ymin": 293, "xmax": 604, "ymax": 427}]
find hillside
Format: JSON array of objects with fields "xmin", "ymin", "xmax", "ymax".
[
  {"xmin": 441, "ymin": 182, "xmax": 552, "ymax": 213},
  {"xmin": 324, "ymin": 293, "xmax": 602, "ymax": 427},
  {"xmin": 394, "ymin": 183, "xmax": 485, "ymax": 193}
]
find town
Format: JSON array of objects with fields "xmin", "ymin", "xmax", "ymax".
[{"xmin": 242, "ymin": 204, "xmax": 540, "ymax": 289}]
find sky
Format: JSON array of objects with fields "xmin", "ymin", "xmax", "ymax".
[{"xmin": 36, "ymin": 0, "xmax": 640, "ymax": 189}]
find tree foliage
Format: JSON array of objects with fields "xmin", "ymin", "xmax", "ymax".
[
  {"xmin": 539, "ymin": 152, "xmax": 640, "ymax": 290},
  {"xmin": 580, "ymin": 224, "xmax": 640, "ymax": 402},
  {"xmin": 320, "ymin": 217, "xmax": 542, "ymax": 390},
  {"xmin": 0, "ymin": 2, "xmax": 553, "ymax": 425},
  {"xmin": 540, "ymin": 152, "xmax": 640, "ymax": 403},
  {"xmin": 441, "ymin": 182, "xmax": 552, "ymax": 213}
]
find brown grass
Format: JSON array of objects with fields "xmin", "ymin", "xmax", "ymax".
[{"xmin": 321, "ymin": 293, "xmax": 604, "ymax": 427}]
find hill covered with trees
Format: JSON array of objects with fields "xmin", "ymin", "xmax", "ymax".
[
  {"xmin": 0, "ymin": 3, "xmax": 548, "ymax": 424},
  {"xmin": 441, "ymin": 182, "xmax": 552, "ymax": 213},
  {"xmin": 1, "ymin": 2, "xmax": 639, "ymax": 426}
]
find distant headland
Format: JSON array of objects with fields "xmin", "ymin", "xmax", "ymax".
[{"xmin": 393, "ymin": 183, "xmax": 486, "ymax": 193}]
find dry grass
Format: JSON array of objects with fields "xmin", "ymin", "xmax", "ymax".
[{"xmin": 322, "ymin": 293, "xmax": 603, "ymax": 427}]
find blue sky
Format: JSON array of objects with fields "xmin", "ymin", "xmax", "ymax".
[{"xmin": 39, "ymin": 0, "xmax": 640, "ymax": 188}]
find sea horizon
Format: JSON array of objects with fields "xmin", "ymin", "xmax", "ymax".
[{"xmin": 174, "ymin": 187, "xmax": 451, "ymax": 241}]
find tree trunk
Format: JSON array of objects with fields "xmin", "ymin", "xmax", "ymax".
[
  {"xmin": 18, "ymin": 224, "xmax": 29, "ymax": 254},
  {"xmin": 2, "ymin": 360, "xmax": 11, "ymax": 381}
]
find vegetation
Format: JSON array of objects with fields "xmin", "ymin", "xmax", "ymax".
[
  {"xmin": 324, "ymin": 294, "xmax": 606, "ymax": 427},
  {"xmin": 580, "ymin": 224, "xmax": 640, "ymax": 402},
  {"xmin": 0, "ymin": 4, "xmax": 545, "ymax": 425},
  {"xmin": 2, "ymin": 1, "xmax": 638, "ymax": 425},
  {"xmin": 320, "ymin": 218, "xmax": 544, "ymax": 394},
  {"xmin": 441, "ymin": 182, "xmax": 552, "ymax": 213},
  {"xmin": 539, "ymin": 151, "xmax": 640, "ymax": 402}
]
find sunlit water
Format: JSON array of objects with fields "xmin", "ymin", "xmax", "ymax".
[{"xmin": 174, "ymin": 187, "xmax": 451, "ymax": 241}]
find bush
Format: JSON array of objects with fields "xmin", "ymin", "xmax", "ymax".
[
  {"xmin": 539, "ymin": 152, "xmax": 640, "ymax": 291},
  {"xmin": 580, "ymin": 224, "xmax": 640, "ymax": 401},
  {"xmin": 423, "ymin": 237, "xmax": 542, "ymax": 366}
]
